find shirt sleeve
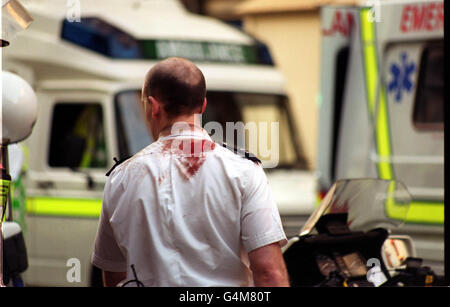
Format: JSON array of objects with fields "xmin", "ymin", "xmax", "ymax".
[
  {"xmin": 91, "ymin": 179, "xmax": 127, "ymax": 272},
  {"xmin": 240, "ymin": 164, "xmax": 288, "ymax": 253}
]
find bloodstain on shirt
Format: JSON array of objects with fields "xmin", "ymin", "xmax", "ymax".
[
  {"xmin": 160, "ymin": 138, "xmax": 216, "ymax": 180},
  {"xmin": 158, "ymin": 172, "xmax": 166, "ymax": 185}
]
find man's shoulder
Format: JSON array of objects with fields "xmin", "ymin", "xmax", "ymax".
[
  {"xmin": 106, "ymin": 144, "xmax": 157, "ymax": 178},
  {"xmin": 218, "ymin": 143, "xmax": 261, "ymax": 164},
  {"xmin": 212, "ymin": 143, "xmax": 264, "ymax": 182}
]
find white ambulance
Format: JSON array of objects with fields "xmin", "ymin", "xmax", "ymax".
[
  {"xmin": 317, "ymin": 0, "xmax": 444, "ymax": 272},
  {"xmin": 3, "ymin": 0, "xmax": 316, "ymax": 286}
]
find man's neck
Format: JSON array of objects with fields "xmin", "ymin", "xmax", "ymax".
[{"xmin": 158, "ymin": 114, "xmax": 203, "ymax": 138}]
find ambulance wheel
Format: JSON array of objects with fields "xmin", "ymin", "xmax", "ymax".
[{"xmin": 90, "ymin": 265, "xmax": 103, "ymax": 287}]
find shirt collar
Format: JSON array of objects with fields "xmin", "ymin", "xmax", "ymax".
[{"xmin": 157, "ymin": 123, "xmax": 212, "ymax": 142}]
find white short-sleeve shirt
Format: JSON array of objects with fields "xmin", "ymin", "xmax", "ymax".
[{"xmin": 91, "ymin": 126, "xmax": 287, "ymax": 287}]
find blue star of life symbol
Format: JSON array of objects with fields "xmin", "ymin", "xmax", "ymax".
[{"xmin": 387, "ymin": 52, "xmax": 416, "ymax": 102}]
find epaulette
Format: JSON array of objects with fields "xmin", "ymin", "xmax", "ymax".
[
  {"xmin": 105, "ymin": 155, "xmax": 132, "ymax": 177},
  {"xmin": 220, "ymin": 142, "xmax": 261, "ymax": 164}
]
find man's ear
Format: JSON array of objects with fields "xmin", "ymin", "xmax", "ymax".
[
  {"xmin": 148, "ymin": 96, "xmax": 161, "ymax": 118},
  {"xmin": 200, "ymin": 98, "xmax": 207, "ymax": 114}
]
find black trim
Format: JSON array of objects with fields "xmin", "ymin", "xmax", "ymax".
[
  {"xmin": 331, "ymin": 47, "xmax": 350, "ymax": 181},
  {"xmin": 444, "ymin": 0, "xmax": 450, "ymax": 285},
  {"xmin": 105, "ymin": 156, "xmax": 132, "ymax": 177},
  {"xmin": 220, "ymin": 142, "xmax": 261, "ymax": 164}
]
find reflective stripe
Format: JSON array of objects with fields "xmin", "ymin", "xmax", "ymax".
[
  {"xmin": 0, "ymin": 179, "xmax": 10, "ymax": 196},
  {"xmin": 360, "ymin": 8, "xmax": 443, "ymax": 224},
  {"xmin": 404, "ymin": 201, "xmax": 444, "ymax": 225},
  {"xmin": 26, "ymin": 197, "xmax": 102, "ymax": 218},
  {"xmin": 361, "ymin": 10, "xmax": 377, "ymax": 116},
  {"xmin": 376, "ymin": 86, "xmax": 393, "ymax": 180},
  {"xmin": 385, "ymin": 181, "xmax": 409, "ymax": 222},
  {"xmin": 360, "ymin": 8, "xmax": 393, "ymax": 180},
  {"xmin": 1, "ymin": 179, "xmax": 11, "ymax": 221}
]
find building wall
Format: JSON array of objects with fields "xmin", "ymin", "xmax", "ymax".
[{"xmin": 242, "ymin": 11, "xmax": 321, "ymax": 169}]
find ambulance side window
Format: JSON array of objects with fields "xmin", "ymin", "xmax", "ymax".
[
  {"xmin": 48, "ymin": 103, "xmax": 107, "ymax": 168},
  {"xmin": 413, "ymin": 42, "xmax": 443, "ymax": 131}
]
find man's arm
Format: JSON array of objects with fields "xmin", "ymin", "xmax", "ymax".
[
  {"xmin": 92, "ymin": 178, "xmax": 128, "ymax": 287},
  {"xmin": 248, "ymin": 242, "xmax": 290, "ymax": 287},
  {"xmin": 102, "ymin": 270, "xmax": 127, "ymax": 287}
]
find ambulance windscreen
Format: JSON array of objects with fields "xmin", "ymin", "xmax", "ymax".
[
  {"xmin": 115, "ymin": 91, "xmax": 153, "ymax": 159},
  {"xmin": 61, "ymin": 18, "xmax": 273, "ymax": 65},
  {"xmin": 114, "ymin": 90, "xmax": 306, "ymax": 169}
]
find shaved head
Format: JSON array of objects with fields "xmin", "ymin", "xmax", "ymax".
[{"xmin": 142, "ymin": 57, "xmax": 206, "ymax": 118}]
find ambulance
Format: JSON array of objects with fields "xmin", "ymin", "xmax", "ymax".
[
  {"xmin": 3, "ymin": 0, "xmax": 316, "ymax": 286},
  {"xmin": 317, "ymin": 0, "xmax": 444, "ymax": 271}
]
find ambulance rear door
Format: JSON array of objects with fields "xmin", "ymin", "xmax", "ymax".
[{"xmin": 359, "ymin": 0, "xmax": 444, "ymax": 268}]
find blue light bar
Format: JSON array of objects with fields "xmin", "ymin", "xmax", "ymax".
[{"xmin": 61, "ymin": 18, "xmax": 141, "ymax": 58}]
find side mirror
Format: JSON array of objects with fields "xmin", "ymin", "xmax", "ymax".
[{"xmin": 381, "ymin": 235, "xmax": 416, "ymax": 272}]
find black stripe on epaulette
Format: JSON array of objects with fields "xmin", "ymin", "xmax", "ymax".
[
  {"xmin": 105, "ymin": 156, "xmax": 132, "ymax": 177},
  {"xmin": 220, "ymin": 142, "xmax": 261, "ymax": 164}
]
